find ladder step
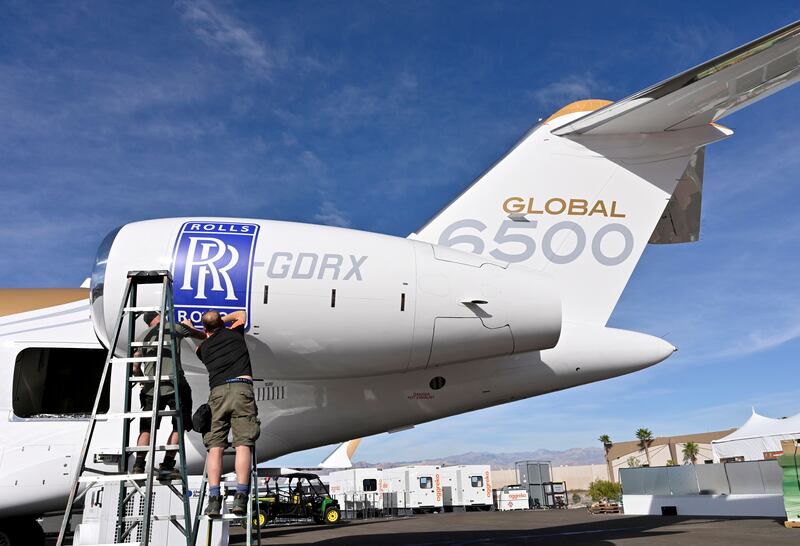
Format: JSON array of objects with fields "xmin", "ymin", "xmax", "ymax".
[
  {"xmin": 199, "ymin": 514, "xmax": 248, "ymax": 520},
  {"xmin": 122, "ymin": 514, "xmax": 185, "ymax": 522},
  {"xmin": 124, "ymin": 306, "xmax": 163, "ymax": 313},
  {"xmin": 78, "ymin": 473, "xmax": 149, "ymax": 483},
  {"xmin": 82, "ymin": 543, "xmax": 141, "ymax": 546},
  {"xmin": 128, "ymin": 375, "xmax": 172, "ymax": 383},
  {"xmin": 112, "ymin": 356, "xmax": 159, "ymax": 364},
  {"xmin": 125, "ymin": 445, "xmax": 179, "ymax": 452},
  {"xmin": 127, "ymin": 270, "xmax": 172, "ymax": 283},
  {"xmin": 130, "ymin": 340, "xmax": 171, "ymax": 348},
  {"xmin": 78, "ymin": 474, "xmax": 184, "ymax": 484},
  {"xmin": 95, "ymin": 410, "xmax": 178, "ymax": 421}
]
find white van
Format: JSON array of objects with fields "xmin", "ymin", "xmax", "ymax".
[
  {"xmin": 384, "ymin": 465, "xmax": 443, "ymax": 512},
  {"xmin": 440, "ymin": 465, "xmax": 493, "ymax": 511}
]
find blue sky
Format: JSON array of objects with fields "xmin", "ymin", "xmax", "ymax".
[{"xmin": 2, "ymin": 1, "xmax": 799, "ymax": 465}]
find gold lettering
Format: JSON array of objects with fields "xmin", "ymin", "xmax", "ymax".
[
  {"xmin": 545, "ymin": 198, "xmax": 566, "ymax": 215},
  {"xmin": 568, "ymin": 199, "xmax": 588, "ymax": 216},
  {"xmin": 589, "ymin": 200, "xmax": 608, "ymax": 217},
  {"xmin": 502, "ymin": 196, "xmax": 625, "ymax": 218},
  {"xmin": 527, "ymin": 197, "xmax": 543, "ymax": 214},
  {"xmin": 503, "ymin": 196, "xmax": 525, "ymax": 214}
]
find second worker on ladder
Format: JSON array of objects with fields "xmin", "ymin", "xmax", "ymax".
[
  {"xmin": 187, "ymin": 309, "xmax": 260, "ymax": 517},
  {"xmin": 132, "ymin": 311, "xmax": 203, "ymax": 480}
]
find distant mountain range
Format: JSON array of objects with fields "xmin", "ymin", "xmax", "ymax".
[{"xmin": 352, "ymin": 447, "xmax": 604, "ymax": 469}]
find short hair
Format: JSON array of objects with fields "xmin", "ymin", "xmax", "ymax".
[
  {"xmin": 143, "ymin": 311, "xmax": 159, "ymax": 325},
  {"xmin": 201, "ymin": 310, "xmax": 224, "ymax": 332}
]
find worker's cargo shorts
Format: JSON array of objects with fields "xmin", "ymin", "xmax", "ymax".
[
  {"xmin": 203, "ymin": 381, "xmax": 260, "ymax": 448},
  {"xmin": 139, "ymin": 381, "xmax": 193, "ymax": 433}
]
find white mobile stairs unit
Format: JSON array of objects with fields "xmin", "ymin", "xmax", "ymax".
[
  {"xmin": 74, "ymin": 476, "xmax": 227, "ymax": 546},
  {"xmin": 327, "ymin": 468, "xmax": 387, "ymax": 515},
  {"xmin": 383, "ymin": 466, "xmax": 443, "ymax": 513},
  {"xmin": 57, "ymin": 270, "xmax": 194, "ymax": 546},
  {"xmin": 439, "ymin": 465, "xmax": 494, "ymax": 511},
  {"xmin": 75, "ymin": 451, "xmax": 264, "ymax": 545}
]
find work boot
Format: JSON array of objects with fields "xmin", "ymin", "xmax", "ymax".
[
  {"xmin": 157, "ymin": 459, "xmax": 180, "ymax": 481},
  {"xmin": 132, "ymin": 460, "xmax": 146, "ymax": 475},
  {"xmin": 231, "ymin": 492, "xmax": 248, "ymax": 516},
  {"xmin": 205, "ymin": 495, "xmax": 223, "ymax": 518}
]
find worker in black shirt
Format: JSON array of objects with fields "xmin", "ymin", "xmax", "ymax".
[{"xmin": 188, "ymin": 309, "xmax": 260, "ymax": 517}]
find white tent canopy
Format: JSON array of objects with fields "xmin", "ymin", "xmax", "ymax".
[{"xmin": 712, "ymin": 409, "xmax": 800, "ymax": 462}]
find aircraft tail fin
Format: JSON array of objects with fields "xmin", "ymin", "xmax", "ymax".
[
  {"xmin": 412, "ymin": 20, "xmax": 800, "ymax": 325},
  {"xmin": 318, "ymin": 438, "xmax": 362, "ymax": 469}
]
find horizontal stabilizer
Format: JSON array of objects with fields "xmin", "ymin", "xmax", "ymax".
[{"xmin": 553, "ymin": 20, "xmax": 800, "ymax": 136}]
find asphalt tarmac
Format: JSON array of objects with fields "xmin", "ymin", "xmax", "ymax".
[{"xmin": 227, "ymin": 509, "xmax": 799, "ymax": 545}]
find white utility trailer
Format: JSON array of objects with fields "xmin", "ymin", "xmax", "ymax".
[
  {"xmin": 327, "ymin": 467, "xmax": 387, "ymax": 514},
  {"xmin": 383, "ymin": 465, "xmax": 443, "ymax": 512},
  {"xmin": 439, "ymin": 465, "xmax": 494, "ymax": 511}
]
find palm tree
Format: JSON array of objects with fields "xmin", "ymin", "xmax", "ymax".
[
  {"xmin": 598, "ymin": 434, "xmax": 615, "ymax": 483},
  {"xmin": 635, "ymin": 428, "xmax": 654, "ymax": 467},
  {"xmin": 682, "ymin": 442, "xmax": 700, "ymax": 465}
]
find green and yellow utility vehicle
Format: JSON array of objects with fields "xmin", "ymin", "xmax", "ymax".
[{"xmin": 253, "ymin": 472, "xmax": 341, "ymax": 527}]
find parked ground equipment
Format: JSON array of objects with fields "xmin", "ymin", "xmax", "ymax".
[
  {"xmin": 494, "ymin": 485, "xmax": 529, "ymax": 511},
  {"xmin": 543, "ymin": 481, "xmax": 568, "ymax": 509},
  {"xmin": 253, "ymin": 472, "xmax": 340, "ymax": 527}
]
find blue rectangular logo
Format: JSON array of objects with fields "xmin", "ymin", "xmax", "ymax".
[{"xmin": 171, "ymin": 221, "xmax": 260, "ymax": 329}]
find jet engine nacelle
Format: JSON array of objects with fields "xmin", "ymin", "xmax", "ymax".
[{"xmin": 91, "ymin": 218, "xmax": 561, "ymax": 379}]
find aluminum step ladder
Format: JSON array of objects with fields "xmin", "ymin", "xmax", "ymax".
[
  {"xmin": 57, "ymin": 270, "xmax": 193, "ymax": 546},
  {"xmin": 192, "ymin": 447, "xmax": 262, "ymax": 546}
]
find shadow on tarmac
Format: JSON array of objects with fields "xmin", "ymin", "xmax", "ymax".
[{"xmin": 228, "ymin": 514, "xmax": 788, "ymax": 545}]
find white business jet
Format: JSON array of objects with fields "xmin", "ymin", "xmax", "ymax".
[{"xmin": 1, "ymin": 20, "xmax": 799, "ymax": 544}]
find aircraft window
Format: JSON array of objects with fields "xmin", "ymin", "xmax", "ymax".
[
  {"xmin": 363, "ymin": 479, "xmax": 377, "ymax": 492},
  {"xmin": 419, "ymin": 476, "xmax": 433, "ymax": 489},
  {"xmin": 470, "ymin": 476, "xmax": 484, "ymax": 487},
  {"xmin": 13, "ymin": 347, "xmax": 110, "ymax": 418}
]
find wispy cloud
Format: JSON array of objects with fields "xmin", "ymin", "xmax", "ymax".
[
  {"xmin": 528, "ymin": 74, "xmax": 609, "ymax": 110},
  {"xmin": 651, "ymin": 22, "xmax": 733, "ymax": 73},
  {"xmin": 177, "ymin": 0, "xmax": 275, "ymax": 78},
  {"xmin": 314, "ymin": 200, "xmax": 351, "ymax": 228}
]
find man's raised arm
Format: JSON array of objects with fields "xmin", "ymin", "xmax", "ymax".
[
  {"xmin": 222, "ymin": 310, "xmax": 247, "ymax": 329},
  {"xmin": 178, "ymin": 319, "xmax": 206, "ymax": 339}
]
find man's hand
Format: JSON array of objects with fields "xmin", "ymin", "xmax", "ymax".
[
  {"xmin": 179, "ymin": 319, "xmax": 206, "ymax": 340},
  {"xmin": 223, "ymin": 310, "xmax": 247, "ymax": 329}
]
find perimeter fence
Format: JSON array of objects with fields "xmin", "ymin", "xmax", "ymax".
[{"xmin": 620, "ymin": 459, "xmax": 783, "ymax": 496}]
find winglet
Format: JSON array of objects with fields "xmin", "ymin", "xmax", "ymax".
[{"xmin": 318, "ymin": 439, "xmax": 362, "ymax": 469}]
